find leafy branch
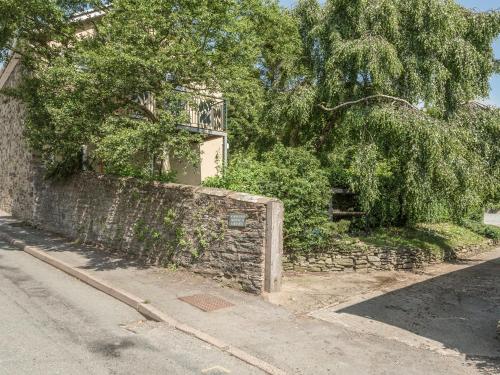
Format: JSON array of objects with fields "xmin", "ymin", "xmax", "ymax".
[{"xmin": 318, "ymin": 94, "xmax": 420, "ymax": 113}]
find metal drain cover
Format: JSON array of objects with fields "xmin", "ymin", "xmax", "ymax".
[{"xmin": 178, "ymin": 294, "xmax": 234, "ymax": 312}]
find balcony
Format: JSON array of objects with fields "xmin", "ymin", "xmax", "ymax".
[
  {"xmin": 134, "ymin": 91, "xmax": 228, "ymax": 137},
  {"xmin": 177, "ymin": 94, "xmax": 227, "ymax": 137}
]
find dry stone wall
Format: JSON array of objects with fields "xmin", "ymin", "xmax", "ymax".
[
  {"xmin": 283, "ymin": 241, "xmax": 494, "ymax": 273},
  {"xmin": 32, "ymin": 172, "xmax": 282, "ymax": 294}
]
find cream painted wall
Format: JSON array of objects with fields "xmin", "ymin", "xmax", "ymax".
[
  {"xmin": 200, "ymin": 136, "xmax": 224, "ymax": 181},
  {"xmin": 169, "ymin": 143, "xmax": 202, "ymax": 186},
  {"xmin": 168, "ymin": 136, "xmax": 224, "ymax": 186}
]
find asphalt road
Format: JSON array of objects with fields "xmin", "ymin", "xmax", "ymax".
[{"xmin": 0, "ymin": 240, "xmax": 262, "ymax": 375}]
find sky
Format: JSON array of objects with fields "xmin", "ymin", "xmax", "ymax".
[{"xmin": 280, "ymin": 0, "xmax": 500, "ymax": 106}]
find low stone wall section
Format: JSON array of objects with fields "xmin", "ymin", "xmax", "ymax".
[{"xmin": 284, "ymin": 242, "xmax": 494, "ymax": 273}]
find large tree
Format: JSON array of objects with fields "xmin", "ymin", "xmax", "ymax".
[
  {"xmin": 258, "ymin": 0, "xmax": 500, "ymax": 145},
  {"xmin": 2, "ymin": 0, "xmax": 499, "ymax": 237},
  {"xmin": 244, "ymin": 0, "xmax": 500, "ymax": 226},
  {"xmin": 0, "ymin": 0, "xmax": 292, "ymax": 178}
]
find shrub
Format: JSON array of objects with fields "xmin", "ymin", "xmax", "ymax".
[
  {"xmin": 204, "ymin": 144, "xmax": 332, "ymax": 254},
  {"xmin": 329, "ymin": 220, "xmax": 352, "ymax": 236}
]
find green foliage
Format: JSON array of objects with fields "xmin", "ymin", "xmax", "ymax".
[
  {"xmin": 326, "ymin": 105, "xmax": 489, "ymax": 225},
  {"xmin": 242, "ymin": 0, "xmax": 498, "ymax": 144},
  {"xmin": 205, "ymin": 144, "xmax": 332, "ymax": 253},
  {"xmin": 1, "ymin": 0, "xmax": 281, "ymax": 179},
  {"xmin": 231, "ymin": 0, "xmax": 500, "ymax": 231},
  {"xmin": 2, "ymin": 0, "xmax": 499, "ymax": 253},
  {"xmin": 461, "ymin": 219, "xmax": 500, "ymax": 242},
  {"xmin": 315, "ymin": 0, "xmax": 500, "ymax": 114},
  {"xmin": 226, "ymin": 2, "xmax": 304, "ymax": 150},
  {"xmin": 133, "ymin": 219, "xmax": 148, "ymax": 241},
  {"xmin": 0, "ymin": 0, "xmax": 104, "ymax": 66},
  {"xmin": 329, "ymin": 219, "xmax": 351, "ymax": 236},
  {"xmin": 163, "ymin": 208, "xmax": 177, "ymax": 227},
  {"xmin": 452, "ymin": 105, "xmax": 500, "ymax": 209},
  {"xmin": 359, "ymin": 222, "xmax": 490, "ymax": 256}
]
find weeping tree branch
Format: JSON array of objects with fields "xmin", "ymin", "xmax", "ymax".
[
  {"xmin": 131, "ymin": 101, "xmax": 158, "ymax": 123},
  {"xmin": 1, "ymin": 38, "xmax": 33, "ymax": 60},
  {"xmin": 315, "ymin": 112, "xmax": 338, "ymax": 152},
  {"xmin": 318, "ymin": 94, "xmax": 420, "ymax": 112},
  {"xmin": 115, "ymin": 97, "xmax": 159, "ymax": 123},
  {"xmin": 315, "ymin": 94, "xmax": 420, "ymax": 152}
]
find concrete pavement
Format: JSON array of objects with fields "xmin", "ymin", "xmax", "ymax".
[
  {"xmin": 0, "ymin": 212, "xmax": 491, "ymax": 374},
  {"xmin": 0, "ymin": 240, "xmax": 263, "ymax": 375},
  {"xmin": 309, "ymin": 248, "xmax": 500, "ymax": 374},
  {"xmin": 484, "ymin": 212, "xmax": 500, "ymax": 227}
]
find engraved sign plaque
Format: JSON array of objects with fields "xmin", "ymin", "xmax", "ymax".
[{"xmin": 228, "ymin": 213, "xmax": 247, "ymax": 228}]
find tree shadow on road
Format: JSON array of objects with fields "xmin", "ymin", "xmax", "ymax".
[
  {"xmin": 338, "ymin": 256, "xmax": 500, "ymax": 373},
  {"xmin": 0, "ymin": 212, "xmax": 152, "ymax": 272}
]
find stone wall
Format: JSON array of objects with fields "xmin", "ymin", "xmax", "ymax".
[
  {"xmin": 31, "ymin": 172, "xmax": 283, "ymax": 294},
  {"xmin": 283, "ymin": 241, "xmax": 494, "ymax": 273},
  {"xmin": 0, "ymin": 61, "xmax": 36, "ymax": 221}
]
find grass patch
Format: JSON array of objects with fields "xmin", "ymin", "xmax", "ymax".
[
  {"xmin": 461, "ymin": 220, "xmax": 500, "ymax": 242},
  {"xmin": 355, "ymin": 223, "xmax": 490, "ymax": 256}
]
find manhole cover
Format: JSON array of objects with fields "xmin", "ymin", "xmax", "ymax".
[{"xmin": 178, "ymin": 294, "xmax": 234, "ymax": 312}]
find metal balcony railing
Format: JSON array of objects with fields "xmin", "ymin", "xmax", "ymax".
[
  {"xmin": 134, "ymin": 91, "xmax": 228, "ymax": 135},
  {"xmin": 180, "ymin": 95, "xmax": 227, "ymax": 134}
]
